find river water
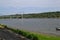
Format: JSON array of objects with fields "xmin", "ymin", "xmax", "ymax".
[{"xmin": 0, "ymin": 18, "xmax": 60, "ymax": 35}]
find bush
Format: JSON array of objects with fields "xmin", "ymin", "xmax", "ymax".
[
  {"xmin": 26, "ymin": 34, "xmax": 33, "ymax": 39},
  {"xmin": 26, "ymin": 34, "xmax": 39, "ymax": 40},
  {"xmin": 0, "ymin": 24, "xmax": 7, "ymax": 28},
  {"xmin": 32, "ymin": 34, "xmax": 39, "ymax": 40}
]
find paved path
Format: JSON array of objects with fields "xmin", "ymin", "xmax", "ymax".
[{"xmin": 0, "ymin": 29, "xmax": 28, "ymax": 40}]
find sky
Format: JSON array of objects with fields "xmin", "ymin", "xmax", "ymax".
[{"xmin": 0, "ymin": 0, "xmax": 60, "ymax": 15}]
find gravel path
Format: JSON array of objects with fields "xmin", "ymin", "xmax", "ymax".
[{"xmin": 0, "ymin": 29, "xmax": 29, "ymax": 40}]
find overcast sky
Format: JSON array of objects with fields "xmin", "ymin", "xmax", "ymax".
[{"xmin": 0, "ymin": 0, "xmax": 60, "ymax": 15}]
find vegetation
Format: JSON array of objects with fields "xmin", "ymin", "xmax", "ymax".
[
  {"xmin": 6, "ymin": 27, "xmax": 60, "ymax": 40},
  {"xmin": 0, "ymin": 11, "xmax": 60, "ymax": 19},
  {"xmin": 0, "ymin": 24, "xmax": 7, "ymax": 28},
  {"xmin": 0, "ymin": 24, "xmax": 60, "ymax": 40},
  {"xmin": 1, "ymin": 24, "xmax": 60, "ymax": 40}
]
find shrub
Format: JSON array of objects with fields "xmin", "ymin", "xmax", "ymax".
[{"xmin": 0, "ymin": 24, "xmax": 7, "ymax": 28}]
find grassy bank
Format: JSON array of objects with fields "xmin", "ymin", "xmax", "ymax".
[{"xmin": 0, "ymin": 24, "xmax": 60, "ymax": 40}]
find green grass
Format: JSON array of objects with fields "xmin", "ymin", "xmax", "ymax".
[{"xmin": 0, "ymin": 24, "xmax": 60, "ymax": 40}]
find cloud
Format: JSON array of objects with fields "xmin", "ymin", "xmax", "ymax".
[
  {"xmin": 0, "ymin": 0, "xmax": 60, "ymax": 7},
  {"xmin": 0, "ymin": 0, "xmax": 60, "ymax": 15}
]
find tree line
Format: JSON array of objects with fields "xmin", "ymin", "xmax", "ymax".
[{"xmin": 0, "ymin": 11, "xmax": 60, "ymax": 19}]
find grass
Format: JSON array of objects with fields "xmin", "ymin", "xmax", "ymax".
[{"xmin": 0, "ymin": 24, "xmax": 60, "ymax": 40}]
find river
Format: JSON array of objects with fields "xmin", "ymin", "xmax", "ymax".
[{"xmin": 0, "ymin": 18, "xmax": 60, "ymax": 35}]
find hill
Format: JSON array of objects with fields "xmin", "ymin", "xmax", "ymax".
[{"xmin": 0, "ymin": 11, "xmax": 60, "ymax": 19}]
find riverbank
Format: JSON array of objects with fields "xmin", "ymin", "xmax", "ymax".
[
  {"xmin": 7, "ymin": 28, "xmax": 60, "ymax": 40},
  {"xmin": 0, "ymin": 24, "xmax": 60, "ymax": 40},
  {"xmin": 0, "ymin": 24, "xmax": 29, "ymax": 40}
]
